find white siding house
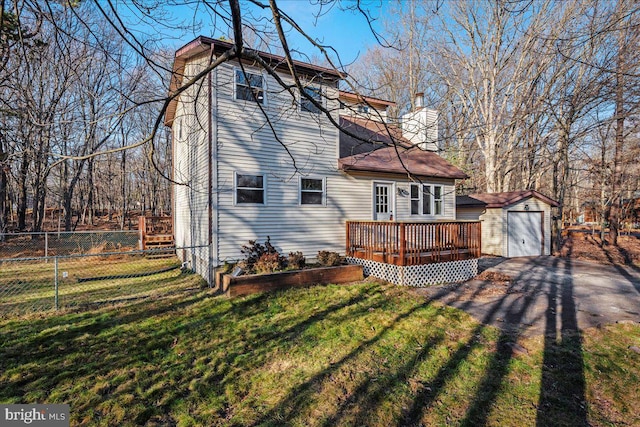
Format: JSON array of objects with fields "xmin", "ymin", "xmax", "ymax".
[
  {"xmin": 166, "ymin": 36, "xmax": 469, "ymax": 284},
  {"xmin": 456, "ymin": 191, "xmax": 559, "ymax": 257}
]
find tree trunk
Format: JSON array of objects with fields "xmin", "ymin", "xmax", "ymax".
[
  {"xmin": 608, "ymin": 0, "xmax": 630, "ymax": 247},
  {"xmin": 0, "ymin": 148, "xmax": 7, "ymax": 236},
  {"xmin": 17, "ymin": 152, "xmax": 28, "ymax": 231},
  {"xmin": 86, "ymin": 158, "xmax": 95, "ymax": 225},
  {"xmin": 120, "ymin": 149, "xmax": 127, "ymax": 230}
]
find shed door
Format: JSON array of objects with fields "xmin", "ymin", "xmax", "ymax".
[{"xmin": 507, "ymin": 211, "xmax": 543, "ymax": 257}]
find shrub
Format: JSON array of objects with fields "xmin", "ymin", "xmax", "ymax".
[
  {"xmin": 317, "ymin": 250, "xmax": 343, "ymax": 267},
  {"xmin": 287, "ymin": 251, "xmax": 306, "ymax": 270},
  {"xmin": 238, "ymin": 236, "xmax": 280, "ymax": 273},
  {"xmin": 254, "ymin": 252, "xmax": 285, "ymax": 274}
]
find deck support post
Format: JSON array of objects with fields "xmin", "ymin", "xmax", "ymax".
[{"xmin": 399, "ymin": 223, "xmax": 406, "ymax": 266}]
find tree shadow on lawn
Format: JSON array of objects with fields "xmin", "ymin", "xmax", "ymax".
[
  {"xmin": 402, "ymin": 257, "xmax": 587, "ymax": 426},
  {"xmin": 0, "ymin": 281, "xmax": 393, "ymax": 424},
  {"xmin": 209, "ymin": 258, "xmax": 587, "ymax": 426},
  {"xmin": 0, "ymin": 267, "xmax": 591, "ymax": 426}
]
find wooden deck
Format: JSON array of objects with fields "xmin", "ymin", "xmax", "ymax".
[{"xmin": 346, "ymin": 220, "xmax": 481, "ymax": 266}]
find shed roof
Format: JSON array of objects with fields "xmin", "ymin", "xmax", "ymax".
[{"xmin": 462, "ymin": 190, "xmax": 559, "ymax": 208}]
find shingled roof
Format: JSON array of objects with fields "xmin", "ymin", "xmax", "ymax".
[
  {"xmin": 338, "ymin": 116, "xmax": 468, "ymax": 179},
  {"xmin": 460, "ymin": 190, "xmax": 559, "ymax": 208}
]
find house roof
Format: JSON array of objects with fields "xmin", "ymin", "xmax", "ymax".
[
  {"xmin": 338, "ymin": 90, "xmax": 396, "ymax": 109},
  {"xmin": 338, "ymin": 116, "xmax": 467, "ymax": 179},
  {"xmin": 165, "ymin": 36, "xmax": 344, "ymax": 126},
  {"xmin": 339, "ymin": 116, "xmax": 408, "ymax": 157},
  {"xmin": 338, "ymin": 146, "xmax": 468, "ymax": 179},
  {"xmin": 456, "ymin": 195, "xmax": 488, "ymax": 208},
  {"xmin": 461, "ymin": 190, "xmax": 560, "ymax": 208}
]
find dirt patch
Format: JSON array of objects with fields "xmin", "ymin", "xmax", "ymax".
[
  {"xmin": 558, "ymin": 230, "xmax": 640, "ymax": 267},
  {"xmin": 416, "ymin": 275, "xmax": 523, "ymax": 302},
  {"xmin": 476, "ymin": 270, "xmax": 513, "ymax": 284}
]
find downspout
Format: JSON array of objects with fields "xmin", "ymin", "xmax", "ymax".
[{"xmin": 207, "ymin": 47, "xmax": 214, "ymax": 287}]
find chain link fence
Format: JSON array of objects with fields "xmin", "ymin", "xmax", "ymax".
[
  {"xmin": 0, "ymin": 235, "xmax": 211, "ymax": 317},
  {"xmin": 0, "ymin": 231, "xmax": 141, "ymax": 259}
]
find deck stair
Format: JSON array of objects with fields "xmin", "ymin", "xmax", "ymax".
[{"xmin": 139, "ymin": 216, "xmax": 175, "ymax": 257}]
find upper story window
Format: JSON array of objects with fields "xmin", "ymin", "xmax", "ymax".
[
  {"xmin": 357, "ymin": 104, "xmax": 369, "ymax": 114},
  {"xmin": 300, "ymin": 177, "xmax": 325, "ymax": 205},
  {"xmin": 301, "ymin": 86, "xmax": 322, "ymax": 114},
  {"xmin": 236, "ymin": 173, "xmax": 265, "ymax": 204},
  {"xmin": 235, "ymin": 69, "xmax": 264, "ymax": 104},
  {"xmin": 410, "ymin": 184, "xmax": 443, "ymax": 216}
]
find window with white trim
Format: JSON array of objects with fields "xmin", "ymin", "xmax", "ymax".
[
  {"xmin": 300, "ymin": 177, "xmax": 325, "ymax": 205},
  {"xmin": 236, "ymin": 173, "xmax": 265, "ymax": 204},
  {"xmin": 410, "ymin": 184, "xmax": 444, "ymax": 216},
  {"xmin": 235, "ymin": 69, "xmax": 264, "ymax": 103},
  {"xmin": 434, "ymin": 185, "xmax": 443, "ymax": 215},
  {"xmin": 300, "ymin": 86, "xmax": 322, "ymax": 114}
]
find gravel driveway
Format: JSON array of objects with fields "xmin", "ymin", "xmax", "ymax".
[{"xmin": 417, "ymin": 256, "xmax": 640, "ymax": 337}]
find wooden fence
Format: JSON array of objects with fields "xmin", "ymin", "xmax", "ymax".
[{"xmin": 346, "ymin": 220, "xmax": 481, "ymax": 266}]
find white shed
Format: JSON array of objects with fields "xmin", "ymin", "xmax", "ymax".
[{"xmin": 456, "ymin": 190, "xmax": 559, "ymax": 257}]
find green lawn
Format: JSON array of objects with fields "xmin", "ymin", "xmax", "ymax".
[{"xmin": 1, "ymin": 279, "xmax": 638, "ymax": 426}]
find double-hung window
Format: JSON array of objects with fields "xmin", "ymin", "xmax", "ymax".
[
  {"xmin": 236, "ymin": 173, "xmax": 265, "ymax": 204},
  {"xmin": 410, "ymin": 184, "xmax": 443, "ymax": 216},
  {"xmin": 301, "ymin": 86, "xmax": 322, "ymax": 114},
  {"xmin": 300, "ymin": 177, "xmax": 325, "ymax": 205},
  {"xmin": 433, "ymin": 186, "xmax": 443, "ymax": 215},
  {"xmin": 235, "ymin": 69, "xmax": 264, "ymax": 104}
]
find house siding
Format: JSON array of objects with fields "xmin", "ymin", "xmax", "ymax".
[
  {"xmin": 172, "ymin": 53, "xmax": 211, "ymax": 277},
  {"xmin": 214, "ymin": 62, "xmax": 347, "ymax": 262},
  {"xmin": 479, "ymin": 208, "xmax": 504, "ymax": 256},
  {"xmin": 456, "ymin": 207, "xmax": 483, "ymax": 221}
]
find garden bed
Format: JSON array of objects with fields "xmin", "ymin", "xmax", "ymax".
[{"xmin": 220, "ymin": 264, "xmax": 364, "ymax": 297}]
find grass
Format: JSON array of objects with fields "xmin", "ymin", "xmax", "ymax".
[{"xmin": 1, "ymin": 279, "xmax": 638, "ymax": 426}]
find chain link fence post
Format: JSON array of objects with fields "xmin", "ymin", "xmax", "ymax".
[
  {"xmin": 54, "ymin": 256, "xmax": 59, "ymax": 310},
  {"xmin": 208, "ymin": 242, "xmax": 214, "ymax": 289}
]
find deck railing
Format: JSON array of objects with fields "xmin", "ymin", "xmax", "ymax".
[
  {"xmin": 139, "ymin": 216, "xmax": 174, "ymax": 250},
  {"xmin": 346, "ymin": 220, "xmax": 481, "ymax": 266}
]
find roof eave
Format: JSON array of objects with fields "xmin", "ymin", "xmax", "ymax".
[{"xmin": 338, "ymin": 162, "xmax": 468, "ymax": 180}]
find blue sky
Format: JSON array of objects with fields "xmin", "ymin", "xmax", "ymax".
[
  {"xmin": 139, "ymin": 0, "xmax": 391, "ymax": 67},
  {"xmin": 267, "ymin": 0, "xmax": 389, "ymax": 65}
]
